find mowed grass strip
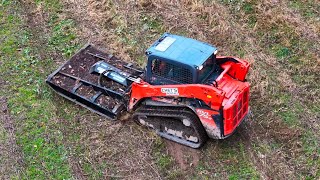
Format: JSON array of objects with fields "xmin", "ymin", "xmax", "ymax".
[
  {"xmin": 196, "ymin": 140, "xmax": 260, "ymax": 179},
  {"xmin": 0, "ymin": 0, "xmax": 80, "ymax": 178}
]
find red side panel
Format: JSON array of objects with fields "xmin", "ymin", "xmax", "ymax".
[
  {"xmin": 129, "ymin": 56, "xmax": 250, "ymax": 138},
  {"xmin": 215, "ymin": 56, "xmax": 250, "ymax": 136},
  {"xmin": 219, "ymin": 76, "xmax": 250, "ymax": 136},
  {"xmin": 128, "ymin": 83, "xmax": 225, "ymax": 111},
  {"xmin": 217, "ymin": 56, "xmax": 250, "ymax": 81}
]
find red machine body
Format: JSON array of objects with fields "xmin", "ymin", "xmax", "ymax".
[{"xmin": 129, "ymin": 56, "xmax": 250, "ymax": 139}]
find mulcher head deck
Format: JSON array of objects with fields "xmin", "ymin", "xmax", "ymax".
[{"xmin": 46, "ymin": 44, "xmax": 143, "ymax": 120}]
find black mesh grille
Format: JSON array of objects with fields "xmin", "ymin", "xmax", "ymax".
[{"xmin": 151, "ymin": 59, "xmax": 193, "ymax": 84}]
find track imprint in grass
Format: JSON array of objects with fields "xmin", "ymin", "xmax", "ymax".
[{"xmin": 165, "ymin": 139, "xmax": 200, "ymax": 170}]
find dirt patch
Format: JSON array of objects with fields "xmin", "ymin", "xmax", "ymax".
[
  {"xmin": 24, "ymin": 0, "xmax": 49, "ymax": 33},
  {"xmin": 68, "ymin": 156, "xmax": 86, "ymax": 180},
  {"xmin": 96, "ymin": 94, "xmax": 117, "ymax": 109},
  {"xmin": 52, "ymin": 74, "xmax": 77, "ymax": 91},
  {"xmin": 269, "ymin": 123, "xmax": 302, "ymax": 142},
  {"xmin": 22, "ymin": 0, "xmax": 51, "ymax": 61},
  {"xmin": 0, "ymin": 97, "xmax": 24, "ymax": 179},
  {"xmin": 237, "ymin": 114, "xmax": 306, "ymax": 179},
  {"xmin": 76, "ymin": 84, "xmax": 96, "ymax": 99},
  {"xmin": 57, "ymin": 111, "xmax": 163, "ymax": 179},
  {"xmin": 165, "ymin": 140, "xmax": 200, "ymax": 170}
]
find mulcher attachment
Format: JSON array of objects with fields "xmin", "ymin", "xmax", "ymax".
[
  {"xmin": 46, "ymin": 44, "xmax": 143, "ymax": 120},
  {"xmin": 90, "ymin": 61, "xmax": 142, "ymax": 87}
]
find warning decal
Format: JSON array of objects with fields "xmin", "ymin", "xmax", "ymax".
[{"xmin": 161, "ymin": 88, "xmax": 179, "ymax": 95}]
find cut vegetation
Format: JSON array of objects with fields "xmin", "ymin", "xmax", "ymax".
[{"xmin": 0, "ymin": 0, "xmax": 319, "ymax": 179}]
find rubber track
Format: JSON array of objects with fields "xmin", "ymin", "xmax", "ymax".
[{"xmin": 134, "ymin": 106, "xmax": 208, "ymax": 148}]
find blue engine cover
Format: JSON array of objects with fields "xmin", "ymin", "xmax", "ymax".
[{"xmin": 146, "ymin": 33, "xmax": 217, "ymax": 68}]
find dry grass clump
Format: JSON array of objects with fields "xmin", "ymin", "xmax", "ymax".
[{"xmin": 58, "ymin": 108, "xmax": 163, "ymax": 179}]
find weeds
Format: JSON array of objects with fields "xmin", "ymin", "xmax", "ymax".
[
  {"xmin": 288, "ymin": 0, "xmax": 319, "ymax": 19},
  {"xmin": 152, "ymin": 138, "xmax": 176, "ymax": 178}
]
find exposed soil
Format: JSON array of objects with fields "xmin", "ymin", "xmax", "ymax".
[
  {"xmin": 68, "ymin": 156, "xmax": 86, "ymax": 180},
  {"xmin": 76, "ymin": 84, "xmax": 96, "ymax": 99},
  {"xmin": 96, "ymin": 94, "xmax": 117, "ymax": 110},
  {"xmin": 165, "ymin": 140, "xmax": 200, "ymax": 170},
  {"xmin": 52, "ymin": 74, "xmax": 76, "ymax": 91}
]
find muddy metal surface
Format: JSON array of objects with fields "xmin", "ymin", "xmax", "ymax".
[{"xmin": 50, "ymin": 45, "xmax": 141, "ymax": 111}]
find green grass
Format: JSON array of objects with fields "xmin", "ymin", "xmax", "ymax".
[
  {"xmin": 273, "ymin": 93, "xmax": 300, "ymax": 126},
  {"xmin": 141, "ymin": 15, "xmax": 165, "ymax": 33},
  {"xmin": 288, "ymin": 0, "xmax": 319, "ymax": 18},
  {"xmin": 0, "ymin": 0, "xmax": 81, "ymax": 178},
  {"xmin": 196, "ymin": 141, "xmax": 260, "ymax": 179},
  {"xmin": 222, "ymin": 143, "xmax": 259, "ymax": 180},
  {"xmin": 216, "ymin": 1, "xmax": 319, "ymax": 178},
  {"xmin": 151, "ymin": 137, "xmax": 185, "ymax": 179},
  {"xmin": 152, "ymin": 138, "xmax": 178, "ymax": 179},
  {"xmin": 48, "ymin": 18, "xmax": 79, "ymax": 57},
  {"xmin": 82, "ymin": 162, "xmax": 105, "ymax": 179},
  {"xmin": 1, "ymin": 0, "xmax": 319, "ymax": 178}
]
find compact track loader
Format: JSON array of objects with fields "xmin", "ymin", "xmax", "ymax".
[{"xmin": 47, "ymin": 33, "xmax": 250, "ymax": 148}]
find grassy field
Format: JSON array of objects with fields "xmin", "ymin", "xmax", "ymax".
[{"xmin": 0, "ymin": 0, "xmax": 319, "ymax": 179}]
